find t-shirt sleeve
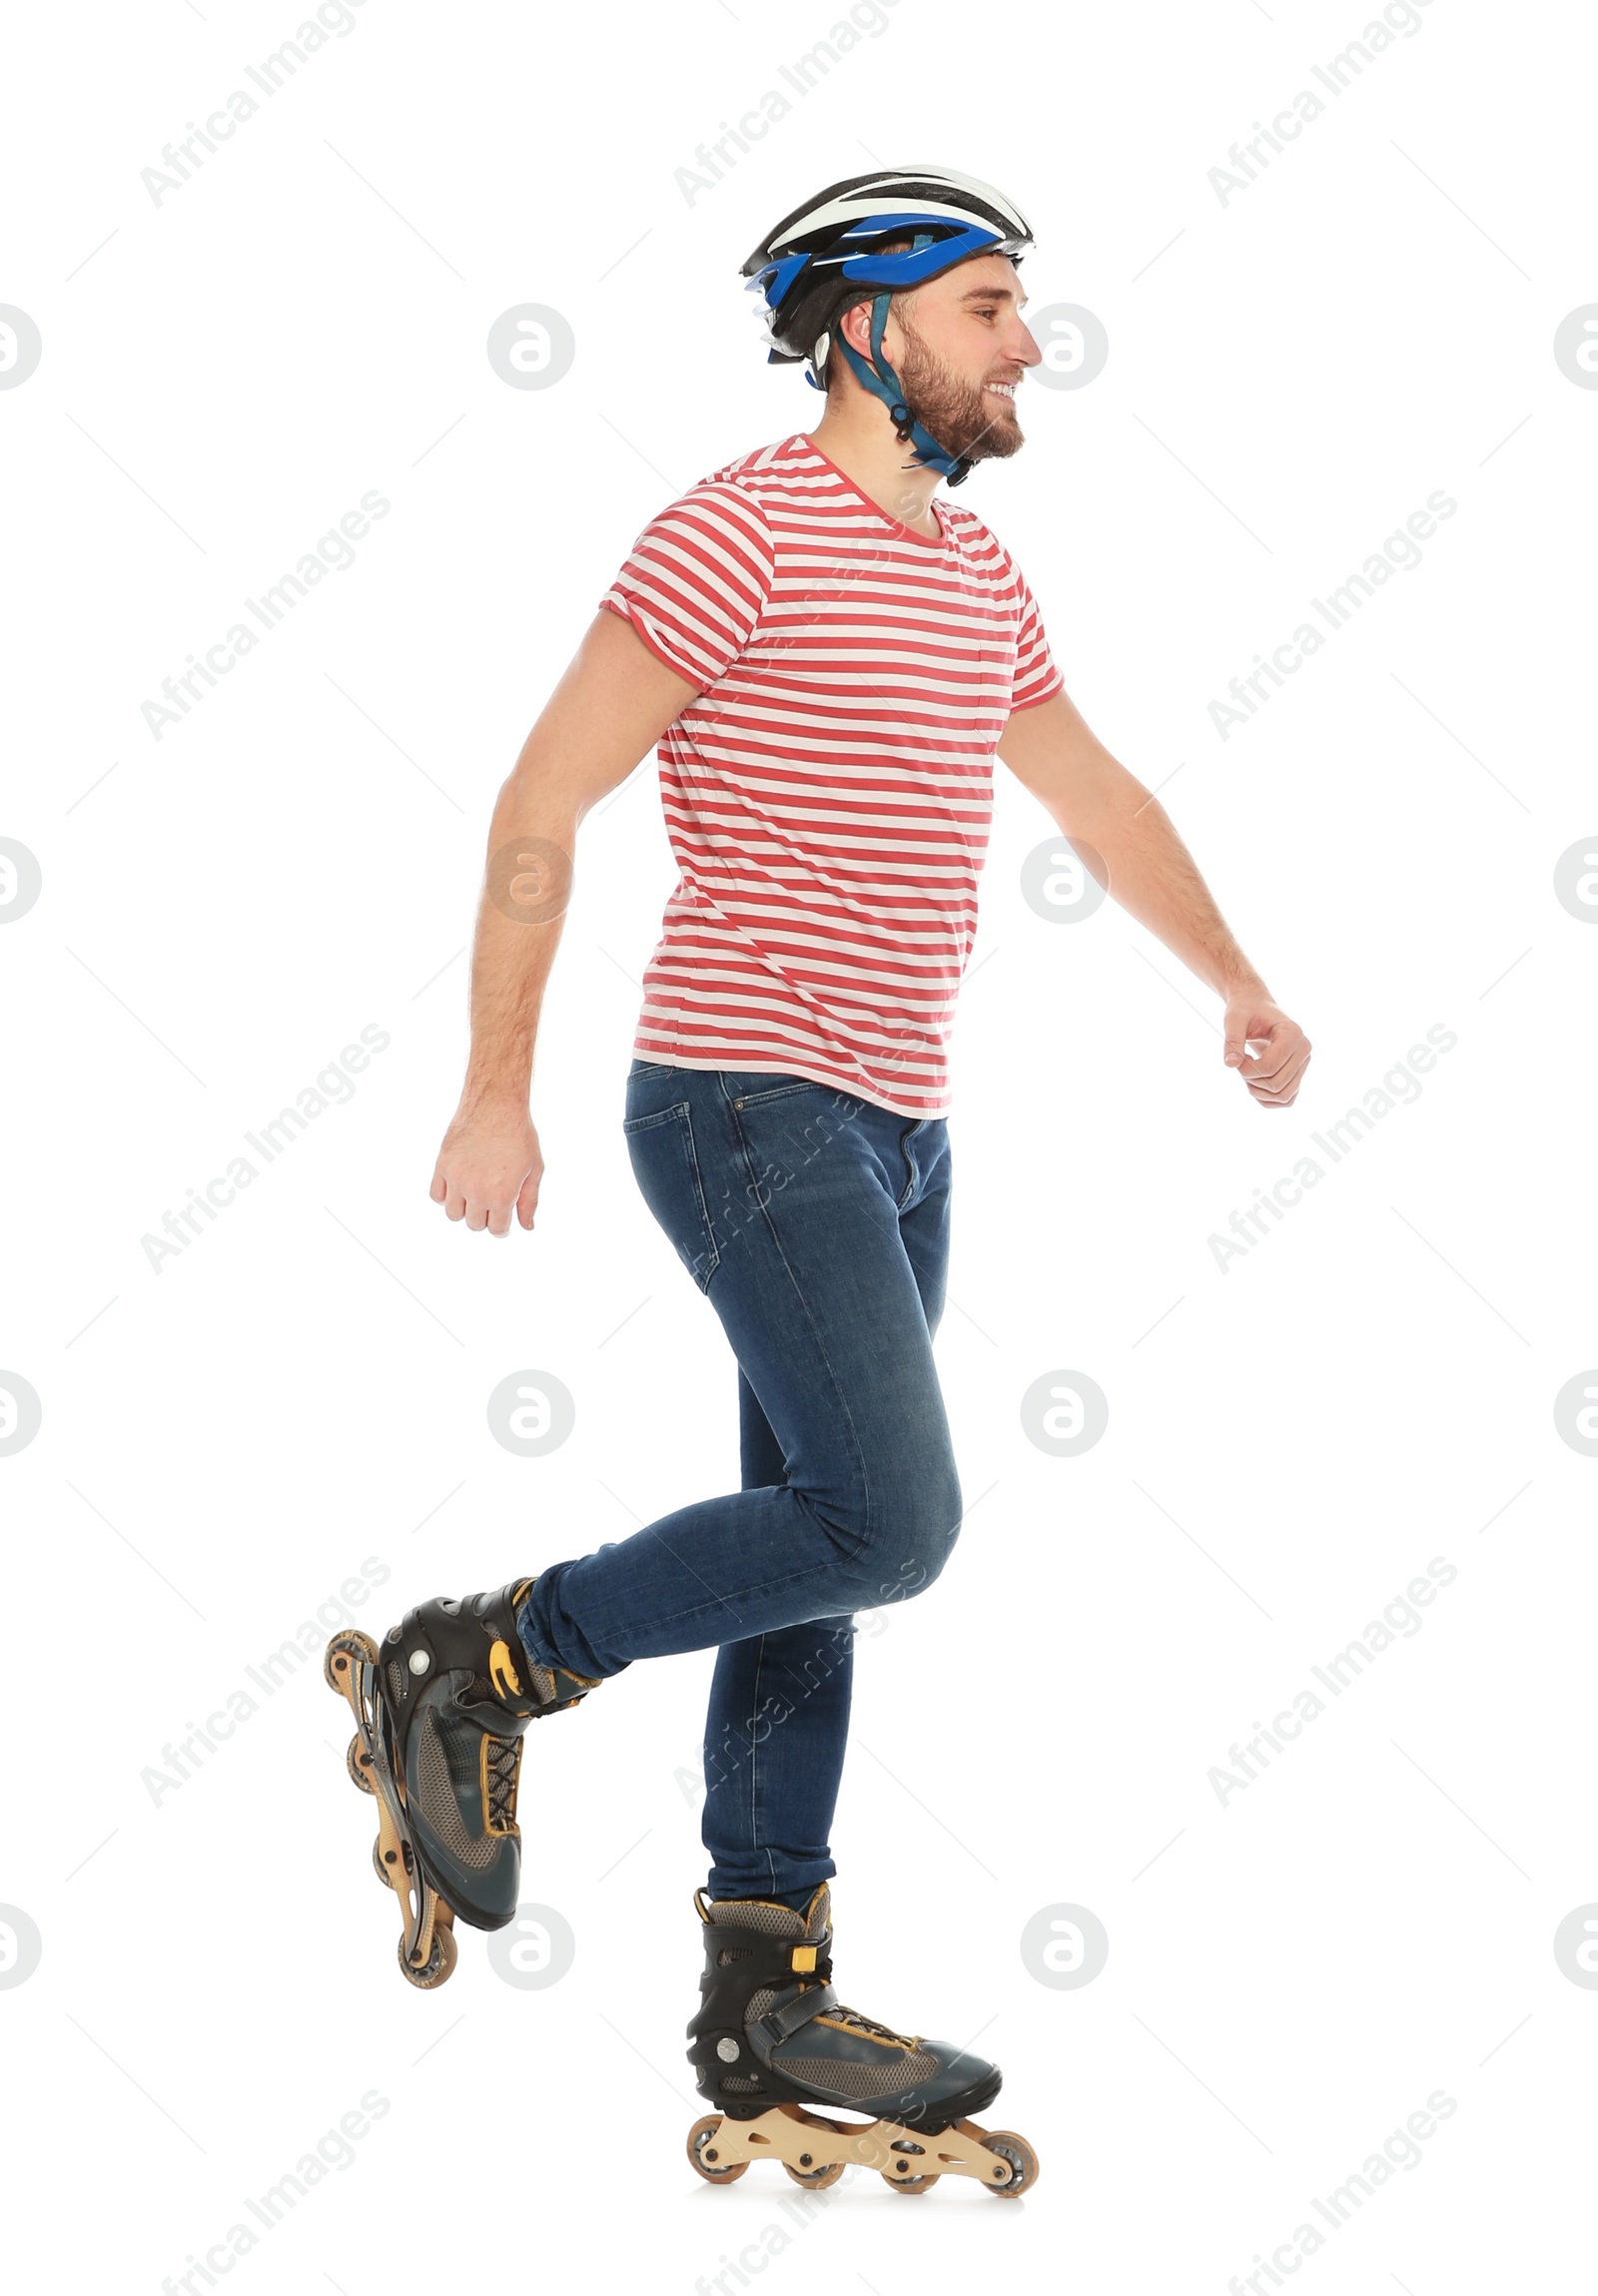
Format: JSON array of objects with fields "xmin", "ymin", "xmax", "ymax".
[
  {"xmin": 598, "ymin": 481, "xmax": 774, "ymax": 692},
  {"xmin": 1008, "ymin": 565, "xmax": 1066, "ymax": 713}
]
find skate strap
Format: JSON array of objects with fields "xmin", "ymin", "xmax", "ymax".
[{"xmin": 752, "ymin": 1982, "xmax": 837, "ymax": 2048}]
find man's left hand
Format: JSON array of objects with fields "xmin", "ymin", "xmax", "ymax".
[{"xmin": 1222, "ymin": 990, "xmax": 1311, "ymax": 1109}]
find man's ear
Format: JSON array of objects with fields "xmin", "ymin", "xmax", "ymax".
[{"xmin": 834, "ymin": 296, "xmax": 874, "ymax": 371}]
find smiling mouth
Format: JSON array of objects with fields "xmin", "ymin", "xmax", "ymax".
[{"xmin": 986, "ymin": 381, "xmax": 1020, "ymax": 399}]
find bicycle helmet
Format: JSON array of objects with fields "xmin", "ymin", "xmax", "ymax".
[{"xmin": 741, "ymin": 166, "xmax": 1034, "ymax": 485}]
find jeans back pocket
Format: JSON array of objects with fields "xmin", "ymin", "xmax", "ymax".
[{"xmin": 622, "ymin": 1099, "xmax": 720, "ymax": 1293}]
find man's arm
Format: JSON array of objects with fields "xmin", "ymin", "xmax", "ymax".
[
  {"xmin": 430, "ymin": 607, "xmax": 699, "ymax": 1234},
  {"xmin": 996, "ymin": 689, "xmax": 1311, "ymax": 1108}
]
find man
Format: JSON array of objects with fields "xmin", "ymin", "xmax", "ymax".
[{"xmin": 326, "ymin": 169, "xmax": 1308, "ymax": 2197}]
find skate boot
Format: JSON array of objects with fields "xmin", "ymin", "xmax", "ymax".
[
  {"xmin": 324, "ymin": 1579, "xmax": 600, "ymax": 1989},
  {"xmin": 684, "ymin": 1883, "xmax": 1040, "ymax": 2197}
]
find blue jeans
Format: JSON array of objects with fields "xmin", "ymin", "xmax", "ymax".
[{"xmin": 514, "ymin": 1060, "xmax": 961, "ymax": 1908}]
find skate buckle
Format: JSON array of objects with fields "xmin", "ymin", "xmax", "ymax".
[{"xmin": 488, "ymin": 1638, "xmax": 524, "ymax": 1701}]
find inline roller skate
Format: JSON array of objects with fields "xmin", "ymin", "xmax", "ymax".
[
  {"xmin": 684, "ymin": 1883, "xmax": 1040, "ymax": 2197},
  {"xmin": 324, "ymin": 1579, "xmax": 600, "ymax": 1989}
]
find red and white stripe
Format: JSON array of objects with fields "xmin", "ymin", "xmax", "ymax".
[{"xmin": 599, "ymin": 432, "xmax": 1063, "ymax": 1118}]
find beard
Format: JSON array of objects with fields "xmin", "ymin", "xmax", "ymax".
[{"xmin": 892, "ymin": 318, "xmax": 1024, "ymax": 465}]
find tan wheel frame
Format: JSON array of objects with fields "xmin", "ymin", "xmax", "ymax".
[
  {"xmin": 693, "ymin": 2103, "xmax": 1025, "ymax": 2190},
  {"xmin": 327, "ymin": 1629, "xmax": 452, "ymax": 1983}
]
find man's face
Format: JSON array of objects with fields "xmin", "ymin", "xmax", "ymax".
[{"xmin": 843, "ymin": 252, "xmax": 1041, "ymax": 462}]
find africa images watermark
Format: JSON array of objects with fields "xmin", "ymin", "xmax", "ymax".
[
  {"xmin": 1225, "ymin": 2087, "xmax": 1457, "ymax": 2292},
  {"xmin": 1206, "ymin": 0, "xmax": 1443, "ymax": 208},
  {"xmin": 674, "ymin": 0, "xmax": 902, "ymax": 204},
  {"xmin": 140, "ymin": 1023, "xmax": 392, "ymax": 1273},
  {"xmin": 1207, "ymin": 1555, "xmax": 1458, "ymax": 1809},
  {"xmin": 160, "ymin": 2087, "xmax": 391, "ymax": 2293},
  {"xmin": 142, "ymin": 489, "xmax": 391, "ymax": 742},
  {"xmin": 1207, "ymin": 490, "xmax": 1457, "ymax": 742},
  {"xmin": 692, "ymin": 2161, "xmax": 862, "ymax": 2296},
  {"xmin": 140, "ymin": 0, "xmax": 381, "ymax": 206},
  {"xmin": 141, "ymin": 1557, "xmax": 392, "ymax": 1807},
  {"xmin": 1207, "ymin": 1023, "xmax": 1457, "ymax": 1272},
  {"xmin": 675, "ymin": 1568, "xmax": 929, "ymax": 1810}
]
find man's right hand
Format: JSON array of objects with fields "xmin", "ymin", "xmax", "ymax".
[{"xmin": 429, "ymin": 1097, "xmax": 542, "ymax": 1236}]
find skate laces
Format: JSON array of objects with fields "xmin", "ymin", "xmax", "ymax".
[
  {"xmin": 789, "ymin": 1908, "xmax": 919, "ymax": 2045},
  {"xmin": 482, "ymin": 1736, "xmax": 521, "ymax": 1833},
  {"xmin": 798, "ymin": 1952, "xmax": 917, "ymax": 2047},
  {"xmin": 826, "ymin": 2000, "xmax": 919, "ymax": 2046}
]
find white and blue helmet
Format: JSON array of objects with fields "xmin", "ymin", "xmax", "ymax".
[{"xmin": 741, "ymin": 167, "xmax": 1035, "ymax": 483}]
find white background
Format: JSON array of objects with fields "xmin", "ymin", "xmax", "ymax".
[{"xmin": 2, "ymin": 0, "xmax": 1594, "ymax": 2288}]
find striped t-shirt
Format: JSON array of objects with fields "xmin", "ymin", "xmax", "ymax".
[{"xmin": 599, "ymin": 430, "xmax": 1064, "ymax": 1118}]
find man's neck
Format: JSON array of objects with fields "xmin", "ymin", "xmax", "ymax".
[{"xmin": 805, "ymin": 411, "xmax": 943, "ymax": 539}]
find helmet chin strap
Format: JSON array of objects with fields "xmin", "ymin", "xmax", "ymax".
[{"xmin": 832, "ymin": 284, "xmax": 976, "ymax": 489}]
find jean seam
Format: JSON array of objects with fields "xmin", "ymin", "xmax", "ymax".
[
  {"xmin": 896, "ymin": 1119, "xmax": 927, "ymax": 1211},
  {"xmin": 677, "ymin": 1102, "xmax": 722, "ymax": 1291},
  {"xmin": 731, "ymin": 1082, "xmax": 819, "ymax": 1107},
  {"xmin": 749, "ymin": 1632, "xmax": 773, "ymax": 1893},
  {"xmin": 719, "ymin": 1076, "xmax": 876, "ymax": 1558}
]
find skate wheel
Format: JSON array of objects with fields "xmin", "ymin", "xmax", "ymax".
[
  {"xmin": 398, "ymin": 1923, "xmax": 457, "ymax": 1990},
  {"xmin": 883, "ymin": 2134, "xmax": 938, "ymax": 2193},
  {"xmin": 686, "ymin": 2116, "xmax": 747, "ymax": 2184},
  {"xmin": 347, "ymin": 1736, "xmax": 376, "ymax": 1794},
  {"xmin": 978, "ymin": 2129, "xmax": 1039, "ymax": 2198},
  {"xmin": 783, "ymin": 2157, "xmax": 845, "ymax": 2190},
  {"xmin": 324, "ymin": 1630, "xmax": 378, "ymax": 1693}
]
